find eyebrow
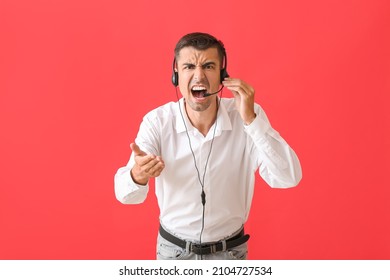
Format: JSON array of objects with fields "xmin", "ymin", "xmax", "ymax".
[
  {"xmin": 182, "ymin": 62, "xmax": 195, "ymax": 67},
  {"xmin": 202, "ymin": 61, "xmax": 216, "ymax": 68},
  {"xmin": 182, "ymin": 61, "xmax": 217, "ymax": 68}
]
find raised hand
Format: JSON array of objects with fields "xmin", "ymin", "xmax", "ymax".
[
  {"xmin": 130, "ymin": 143, "xmax": 165, "ymax": 185},
  {"xmin": 222, "ymin": 78, "xmax": 256, "ymax": 125}
]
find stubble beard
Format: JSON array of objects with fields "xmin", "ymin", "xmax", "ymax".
[{"xmin": 186, "ymin": 98, "xmax": 212, "ymax": 112}]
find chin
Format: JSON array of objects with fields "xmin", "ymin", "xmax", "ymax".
[{"xmin": 187, "ymin": 99, "xmax": 211, "ymax": 112}]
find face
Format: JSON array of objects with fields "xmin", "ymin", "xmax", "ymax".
[{"xmin": 176, "ymin": 47, "xmax": 222, "ymax": 113}]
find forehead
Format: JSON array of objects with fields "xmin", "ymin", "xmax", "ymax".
[{"xmin": 176, "ymin": 47, "xmax": 220, "ymax": 64}]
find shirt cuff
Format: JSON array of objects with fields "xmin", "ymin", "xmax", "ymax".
[
  {"xmin": 243, "ymin": 114, "xmax": 270, "ymax": 141},
  {"xmin": 127, "ymin": 168, "xmax": 149, "ymax": 189}
]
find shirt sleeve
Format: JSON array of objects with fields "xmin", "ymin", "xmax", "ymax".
[
  {"xmin": 244, "ymin": 104, "xmax": 302, "ymax": 188},
  {"xmin": 114, "ymin": 112, "xmax": 161, "ymax": 204},
  {"xmin": 114, "ymin": 152, "xmax": 150, "ymax": 204}
]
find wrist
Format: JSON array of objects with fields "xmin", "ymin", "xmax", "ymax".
[
  {"xmin": 244, "ymin": 113, "xmax": 256, "ymax": 126},
  {"xmin": 130, "ymin": 167, "xmax": 149, "ymax": 185}
]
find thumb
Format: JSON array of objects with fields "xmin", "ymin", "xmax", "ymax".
[{"xmin": 130, "ymin": 143, "xmax": 146, "ymax": 156}]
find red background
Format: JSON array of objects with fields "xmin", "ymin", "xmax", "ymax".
[{"xmin": 1, "ymin": 0, "xmax": 389, "ymax": 259}]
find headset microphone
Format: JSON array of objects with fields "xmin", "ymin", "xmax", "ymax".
[{"xmin": 202, "ymin": 85, "xmax": 225, "ymax": 97}]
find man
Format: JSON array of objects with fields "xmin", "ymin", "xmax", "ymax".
[{"xmin": 114, "ymin": 32, "xmax": 302, "ymax": 260}]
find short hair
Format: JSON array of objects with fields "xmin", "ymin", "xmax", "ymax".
[{"xmin": 174, "ymin": 32, "xmax": 226, "ymax": 64}]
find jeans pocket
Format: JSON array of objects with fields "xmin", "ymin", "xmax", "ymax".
[
  {"xmin": 227, "ymin": 242, "xmax": 248, "ymax": 260},
  {"xmin": 157, "ymin": 233, "xmax": 188, "ymax": 260}
]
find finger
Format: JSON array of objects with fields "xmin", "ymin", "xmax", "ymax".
[
  {"xmin": 222, "ymin": 77, "xmax": 244, "ymax": 86},
  {"xmin": 225, "ymin": 86, "xmax": 250, "ymax": 98},
  {"xmin": 227, "ymin": 84, "xmax": 254, "ymax": 97},
  {"xmin": 147, "ymin": 161, "xmax": 165, "ymax": 177},
  {"xmin": 142, "ymin": 158, "xmax": 163, "ymax": 174},
  {"xmin": 130, "ymin": 143, "xmax": 146, "ymax": 156},
  {"xmin": 156, "ymin": 156, "xmax": 165, "ymax": 165},
  {"xmin": 135, "ymin": 154, "xmax": 157, "ymax": 167},
  {"xmin": 223, "ymin": 78, "xmax": 254, "ymax": 95}
]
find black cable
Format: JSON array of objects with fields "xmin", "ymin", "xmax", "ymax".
[{"xmin": 175, "ymin": 87, "xmax": 222, "ymax": 260}]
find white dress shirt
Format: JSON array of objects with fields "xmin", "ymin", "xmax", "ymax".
[{"xmin": 114, "ymin": 98, "xmax": 302, "ymax": 242}]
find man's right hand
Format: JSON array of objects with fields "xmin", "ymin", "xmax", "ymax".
[{"xmin": 130, "ymin": 143, "xmax": 165, "ymax": 185}]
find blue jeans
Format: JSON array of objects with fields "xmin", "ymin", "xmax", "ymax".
[{"xmin": 156, "ymin": 231, "xmax": 248, "ymax": 260}]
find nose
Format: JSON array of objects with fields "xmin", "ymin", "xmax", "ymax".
[{"xmin": 193, "ymin": 66, "xmax": 206, "ymax": 82}]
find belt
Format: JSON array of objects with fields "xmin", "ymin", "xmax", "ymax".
[{"xmin": 159, "ymin": 225, "xmax": 250, "ymax": 255}]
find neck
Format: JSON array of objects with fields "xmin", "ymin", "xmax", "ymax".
[{"xmin": 185, "ymin": 99, "xmax": 218, "ymax": 136}]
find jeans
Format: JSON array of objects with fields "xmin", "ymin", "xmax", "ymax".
[{"xmin": 156, "ymin": 231, "xmax": 248, "ymax": 260}]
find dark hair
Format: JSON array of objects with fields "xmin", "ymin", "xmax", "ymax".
[{"xmin": 174, "ymin": 32, "xmax": 226, "ymax": 64}]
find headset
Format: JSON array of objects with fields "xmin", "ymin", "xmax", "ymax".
[{"xmin": 171, "ymin": 43, "xmax": 229, "ymax": 87}]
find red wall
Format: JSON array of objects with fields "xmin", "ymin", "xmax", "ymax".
[{"xmin": 1, "ymin": 0, "xmax": 389, "ymax": 259}]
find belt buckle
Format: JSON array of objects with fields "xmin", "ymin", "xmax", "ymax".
[
  {"xmin": 190, "ymin": 243, "xmax": 217, "ymax": 255},
  {"xmin": 190, "ymin": 243, "xmax": 200, "ymax": 254}
]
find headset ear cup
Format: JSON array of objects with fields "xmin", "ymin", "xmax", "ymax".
[
  {"xmin": 172, "ymin": 71, "xmax": 178, "ymax": 87},
  {"xmin": 220, "ymin": 51, "xmax": 229, "ymax": 83},
  {"xmin": 220, "ymin": 68, "xmax": 229, "ymax": 83},
  {"xmin": 171, "ymin": 58, "xmax": 179, "ymax": 87}
]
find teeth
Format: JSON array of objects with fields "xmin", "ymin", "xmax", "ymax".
[{"xmin": 192, "ymin": 86, "xmax": 206, "ymax": 91}]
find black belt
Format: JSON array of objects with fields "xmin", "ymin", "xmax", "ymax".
[{"xmin": 159, "ymin": 225, "xmax": 250, "ymax": 255}]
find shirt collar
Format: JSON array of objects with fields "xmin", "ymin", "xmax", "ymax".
[{"xmin": 175, "ymin": 98, "xmax": 232, "ymax": 134}]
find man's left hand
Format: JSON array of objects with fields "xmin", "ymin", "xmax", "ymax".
[{"xmin": 222, "ymin": 78, "xmax": 256, "ymax": 125}]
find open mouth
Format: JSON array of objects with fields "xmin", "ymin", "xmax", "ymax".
[{"xmin": 191, "ymin": 85, "xmax": 207, "ymax": 98}]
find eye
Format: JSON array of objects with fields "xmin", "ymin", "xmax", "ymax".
[
  {"xmin": 203, "ymin": 63, "xmax": 216, "ymax": 70},
  {"xmin": 183, "ymin": 64, "xmax": 195, "ymax": 70}
]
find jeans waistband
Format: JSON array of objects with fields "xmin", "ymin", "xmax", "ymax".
[{"xmin": 159, "ymin": 224, "xmax": 250, "ymax": 255}]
